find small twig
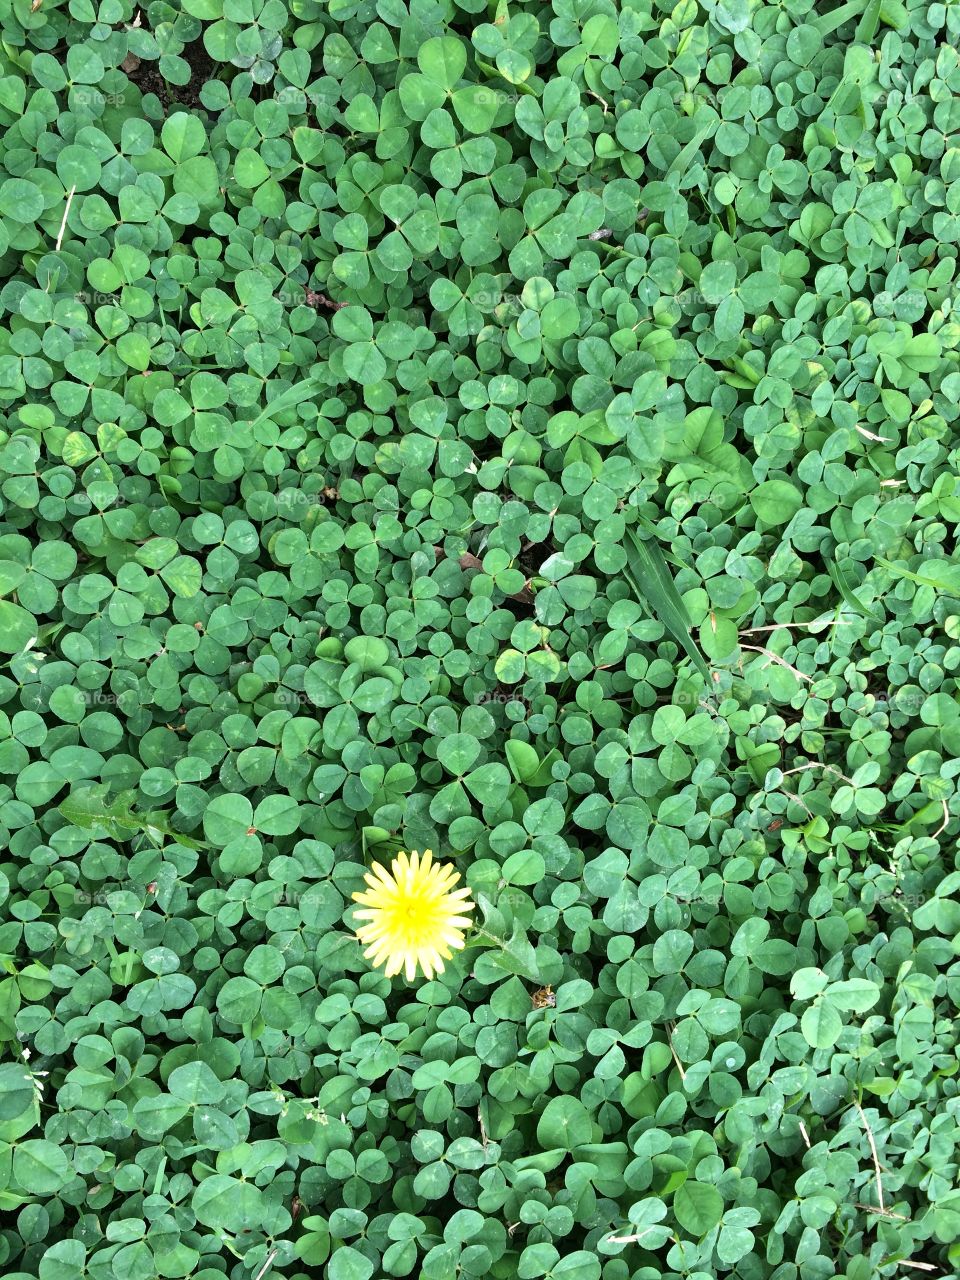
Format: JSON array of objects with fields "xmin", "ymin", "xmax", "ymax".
[
  {"xmin": 587, "ymin": 90, "xmax": 609, "ymax": 113},
  {"xmin": 894, "ymin": 1263, "xmax": 943, "ymax": 1275},
  {"xmin": 932, "ymin": 799, "xmax": 950, "ymax": 839},
  {"xmin": 478, "ymin": 1104, "xmax": 489, "ymax": 1152},
  {"xmin": 305, "ymin": 290, "xmax": 347, "ymax": 310},
  {"xmin": 798, "ymin": 1119, "xmax": 811, "ymax": 1149},
  {"xmin": 56, "ymin": 185, "xmax": 77, "ymax": 251},
  {"xmin": 854, "ymin": 1202, "xmax": 908, "ymax": 1221},
  {"xmin": 665, "ymin": 1022, "xmax": 686, "ymax": 1082},
  {"xmin": 252, "ymin": 1248, "xmax": 279, "ymax": 1280},
  {"xmin": 856, "ymin": 424, "xmax": 891, "ymax": 443},
  {"xmin": 740, "ymin": 644, "xmax": 813, "ymax": 682},
  {"xmin": 740, "ymin": 619, "xmax": 851, "ymax": 636},
  {"xmin": 782, "ymin": 763, "xmax": 856, "ymax": 786},
  {"xmin": 855, "ymin": 1101, "xmax": 885, "ymax": 1213},
  {"xmin": 782, "ymin": 787, "xmax": 817, "ymax": 817}
]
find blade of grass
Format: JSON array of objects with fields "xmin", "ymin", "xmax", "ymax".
[
  {"xmin": 875, "ymin": 555, "xmax": 960, "ymax": 596},
  {"xmin": 666, "ymin": 110, "xmax": 718, "ymax": 180},
  {"xmin": 248, "ymin": 374, "xmax": 324, "ymax": 432},
  {"xmin": 826, "ymin": 555, "xmax": 883, "ymax": 622},
  {"xmin": 811, "ymin": 0, "xmax": 867, "ymax": 36},
  {"xmin": 855, "ymin": 0, "xmax": 883, "ymax": 42},
  {"xmin": 623, "ymin": 527, "xmax": 711, "ymax": 682}
]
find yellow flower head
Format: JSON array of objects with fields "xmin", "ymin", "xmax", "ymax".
[{"xmin": 352, "ymin": 849, "xmax": 475, "ymax": 982}]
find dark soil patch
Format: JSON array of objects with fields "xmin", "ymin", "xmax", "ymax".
[
  {"xmin": 501, "ymin": 589, "xmax": 536, "ymax": 618},
  {"xmin": 520, "ymin": 538, "xmax": 552, "ymax": 577},
  {"xmin": 125, "ymin": 39, "xmax": 221, "ymax": 112}
]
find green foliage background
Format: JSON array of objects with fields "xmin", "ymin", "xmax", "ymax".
[{"xmin": 1, "ymin": 0, "xmax": 960, "ymax": 1276}]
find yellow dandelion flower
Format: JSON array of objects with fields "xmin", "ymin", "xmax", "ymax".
[{"xmin": 352, "ymin": 849, "xmax": 475, "ymax": 983}]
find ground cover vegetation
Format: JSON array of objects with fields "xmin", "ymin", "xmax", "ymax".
[{"xmin": 1, "ymin": 0, "xmax": 960, "ymax": 1277}]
